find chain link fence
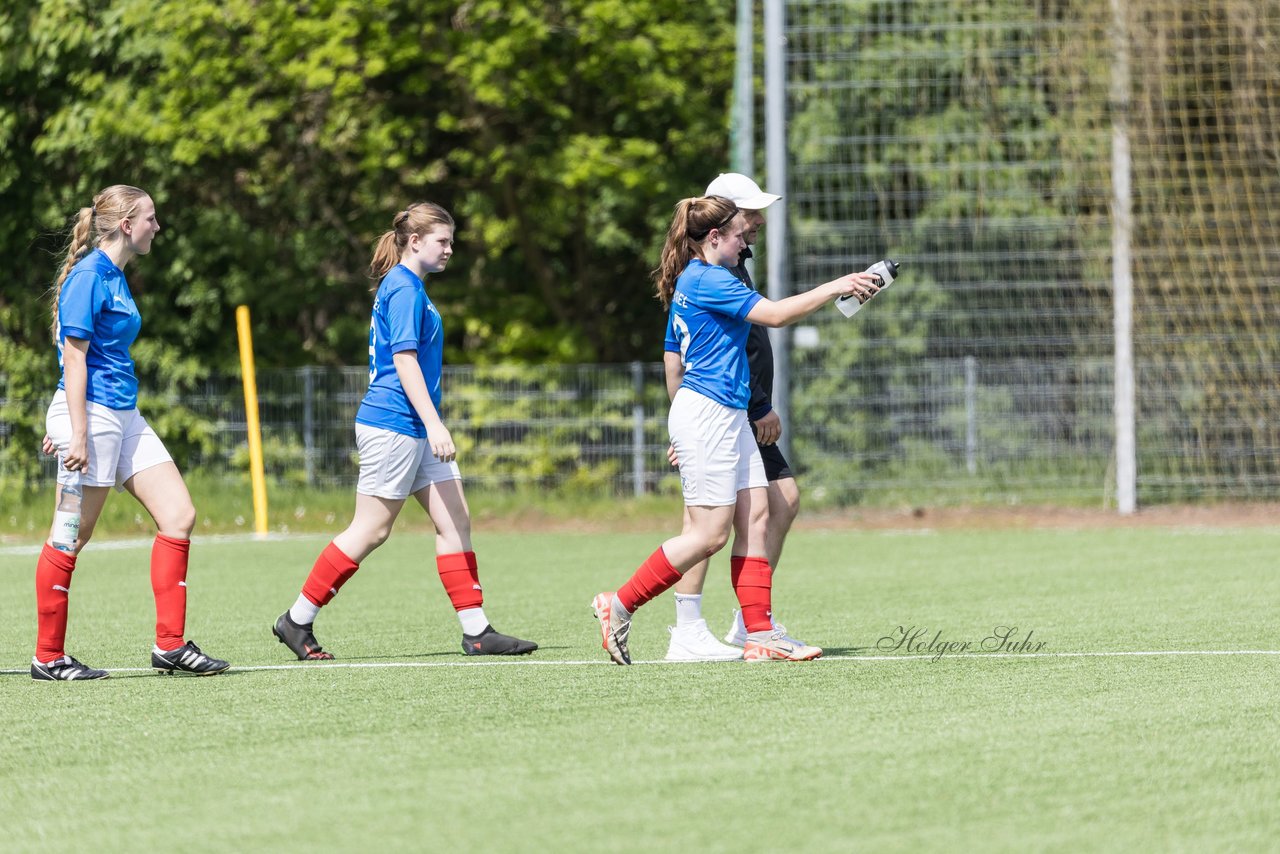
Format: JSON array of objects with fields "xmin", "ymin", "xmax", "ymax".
[
  {"xmin": 6, "ymin": 364, "xmax": 680, "ymax": 498},
  {"xmin": 9, "ymin": 357, "xmax": 1247, "ymax": 506},
  {"xmin": 778, "ymin": 0, "xmax": 1280, "ymax": 505}
]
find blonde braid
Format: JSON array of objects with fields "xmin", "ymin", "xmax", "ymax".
[
  {"xmin": 49, "ymin": 207, "xmax": 96, "ymax": 342},
  {"xmin": 48, "ymin": 185, "xmax": 148, "ymax": 342}
]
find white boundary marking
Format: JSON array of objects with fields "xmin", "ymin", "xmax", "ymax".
[
  {"xmin": 4, "ymin": 648, "xmax": 1279, "ymax": 676},
  {"xmin": 5, "ymin": 523, "xmax": 1278, "ymax": 556},
  {"xmin": 0, "ymin": 532, "xmax": 322, "ymax": 557}
]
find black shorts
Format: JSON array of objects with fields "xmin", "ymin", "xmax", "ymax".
[{"xmin": 757, "ymin": 441, "xmax": 794, "ymax": 482}]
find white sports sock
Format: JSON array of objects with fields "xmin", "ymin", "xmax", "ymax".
[
  {"xmin": 458, "ymin": 607, "xmax": 490, "ymax": 636},
  {"xmin": 289, "ymin": 593, "xmax": 320, "ymax": 626},
  {"xmin": 674, "ymin": 593, "xmax": 704, "ymax": 627}
]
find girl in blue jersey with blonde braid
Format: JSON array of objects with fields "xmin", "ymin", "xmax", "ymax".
[
  {"xmin": 592, "ymin": 195, "xmax": 879, "ymax": 664},
  {"xmin": 274, "ymin": 202, "xmax": 537, "ymax": 660},
  {"xmin": 33, "ymin": 184, "xmax": 230, "ymax": 681}
]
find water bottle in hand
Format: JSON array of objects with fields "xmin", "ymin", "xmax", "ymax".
[
  {"xmin": 52, "ymin": 471, "xmax": 83, "ymax": 553},
  {"xmin": 837, "ymin": 259, "xmax": 900, "ymax": 318}
]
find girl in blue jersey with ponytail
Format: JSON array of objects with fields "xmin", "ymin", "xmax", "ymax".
[
  {"xmin": 591, "ymin": 195, "xmax": 879, "ymax": 664},
  {"xmin": 33, "ymin": 185, "xmax": 230, "ymax": 681},
  {"xmin": 273, "ymin": 202, "xmax": 537, "ymax": 660}
]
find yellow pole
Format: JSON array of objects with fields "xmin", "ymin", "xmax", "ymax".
[{"xmin": 236, "ymin": 305, "xmax": 269, "ymax": 538}]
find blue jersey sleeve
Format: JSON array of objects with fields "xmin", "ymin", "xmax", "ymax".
[
  {"xmin": 695, "ymin": 267, "xmax": 762, "ymax": 320},
  {"xmin": 385, "ymin": 285, "xmax": 424, "ymax": 354},
  {"xmin": 58, "ymin": 270, "xmax": 101, "ymax": 340},
  {"xmin": 663, "ymin": 312, "xmax": 679, "ymax": 353}
]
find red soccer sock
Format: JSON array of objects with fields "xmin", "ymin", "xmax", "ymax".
[
  {"xmin": 731, "ymin": 556, "xmax": 774, "ymax": 633},
  {"xmin": 301, "ymin": 542, "xmax": 360, "ymax": 607},
  {"xmin": 437, "ymin": 551, "xmax": 484, "ymax": 611},
  {"xmin": 35, "ymin": 544, "xmax": 77, "ymax": 663},
  {"xmin": 617, "ymin": 547, "xmax": 683, "ymax": 613},
  {"xmin": 151, "ymin": 534, "xmax": 190, "ymax": 651}
]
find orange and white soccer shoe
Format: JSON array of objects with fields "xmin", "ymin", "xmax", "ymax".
[
  {"xmin": 591, "ymin": 592, "xmax": 632, "ymax": 665},
  {"xmin": 742, "ymin": 629, "xmax": 823, "ymax": 662}
]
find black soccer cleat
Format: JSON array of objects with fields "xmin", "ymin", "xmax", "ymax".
[
  {"xmin": 273, "ymin": 611, "xmax": 335, "ymax": 660},
  {"xmin": 461, "ymin": 625, "xmax": 538, "ymax": 656},
  {"xmin": 152, "ymin": 641, "xmax": 230, "ymax": 676},
  {"xmin": 31, "ymin": 655, "xmax": 109, "ymax": 681}
]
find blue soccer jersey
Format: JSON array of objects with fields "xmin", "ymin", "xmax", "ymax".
[
  {"xmin": 356, "ymin": 264, "xmax": 444, "ymax": 438},
  {"xmin": 666, "ymin": 258, "xmax": 762, "ymax": 409},
  {"xmin": 56, "ymin": 248, "xmax": 142, "ymax": 410}
]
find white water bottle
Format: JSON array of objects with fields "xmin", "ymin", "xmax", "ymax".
[
  {"xmin": 52, "ymin": 471, "xmax": 83, "ymax": 553},
  {"xmin": 837, "ymin": 259, "xmax": 900, "ymax": 318}
]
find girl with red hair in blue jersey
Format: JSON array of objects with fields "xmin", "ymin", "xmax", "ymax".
[{"xmin": 591, "ymin": 195, "xmax": 879, "ymax": 664}]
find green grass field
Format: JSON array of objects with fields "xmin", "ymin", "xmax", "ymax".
[{"xmin": 2, "ymin": 522, "xmax": 1279, "ymax": 851}]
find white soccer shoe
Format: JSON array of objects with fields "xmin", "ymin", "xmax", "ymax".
[
  {"xmin": 664, "ymin": 619, "xmax": 743, "ymax": 662},
  {"xmin": 723, "ymin": 609, "xmax": 813, "ymax": 650},
  {"xmin": 742, "ymin": 629, "xmax": 823, "ymax": 662}
]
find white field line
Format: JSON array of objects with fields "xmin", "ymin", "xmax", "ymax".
[
  {"xmin": 7, "ymin": 522, "xmax": 1280, "ymax": 556},
  {"xmin": 0, "ymin": 532, "xmax": 324, "ymax": 557},
  {"xmin": 3, "ymin": 648, "xmax": 1279, "ymax": 677}
]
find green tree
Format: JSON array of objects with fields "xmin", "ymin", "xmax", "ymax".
[
  {"xmin": 1, "ymin": 0, "xmax": 735, "ymax": 491},
  {"xmin": 41, "ymin": 0, "xmax": 733, "ymax": 369}
]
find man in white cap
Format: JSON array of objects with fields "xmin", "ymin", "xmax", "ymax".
[{"xmin": 661, "ymin": 172, "xmax": 813, "ymax": 661}]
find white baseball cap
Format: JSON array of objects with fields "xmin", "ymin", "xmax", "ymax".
[{"xmin": 704, "ymin": 172, "xmax": 781, "ymax": 210}]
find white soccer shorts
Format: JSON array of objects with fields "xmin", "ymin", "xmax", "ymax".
[
  {"xmin": 45, "ymin": 390, "xmax": 174, "ymax": 491},
  {"xmin": 354, "ymin": 423, "xmax": 462, "ymax": 499},
  {"xmin": 668, "ymin": 387, "xmax": 767, "ymax": 507}
]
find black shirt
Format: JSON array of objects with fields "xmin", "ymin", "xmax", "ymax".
[{"xmin": 728, "ymin": 246, "xmax": 774, "ymax": 423}]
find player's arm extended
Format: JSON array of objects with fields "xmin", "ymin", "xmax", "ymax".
[
  {"xmin": 663, "ymin": 351, "xmax": 684, "ymax": 402},
  {"xmin": 745, "ymin": 271, "xmax": 879, "ymax": 328},
  {"xmin": 392, "ymin": 350, "xmax": 455, "ymax": 462}
]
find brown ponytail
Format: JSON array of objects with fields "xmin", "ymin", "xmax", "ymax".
[
  {"xmin": 651, "ymin": 195, "xmax": 740, "ymax": 308},
  {"xmin": 49, "ymin": 184, "xmax": 149, "ymax": 342},
  {"xmin": 369, "ymin": 202, "xmax": 455, "ymax": 284}
]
